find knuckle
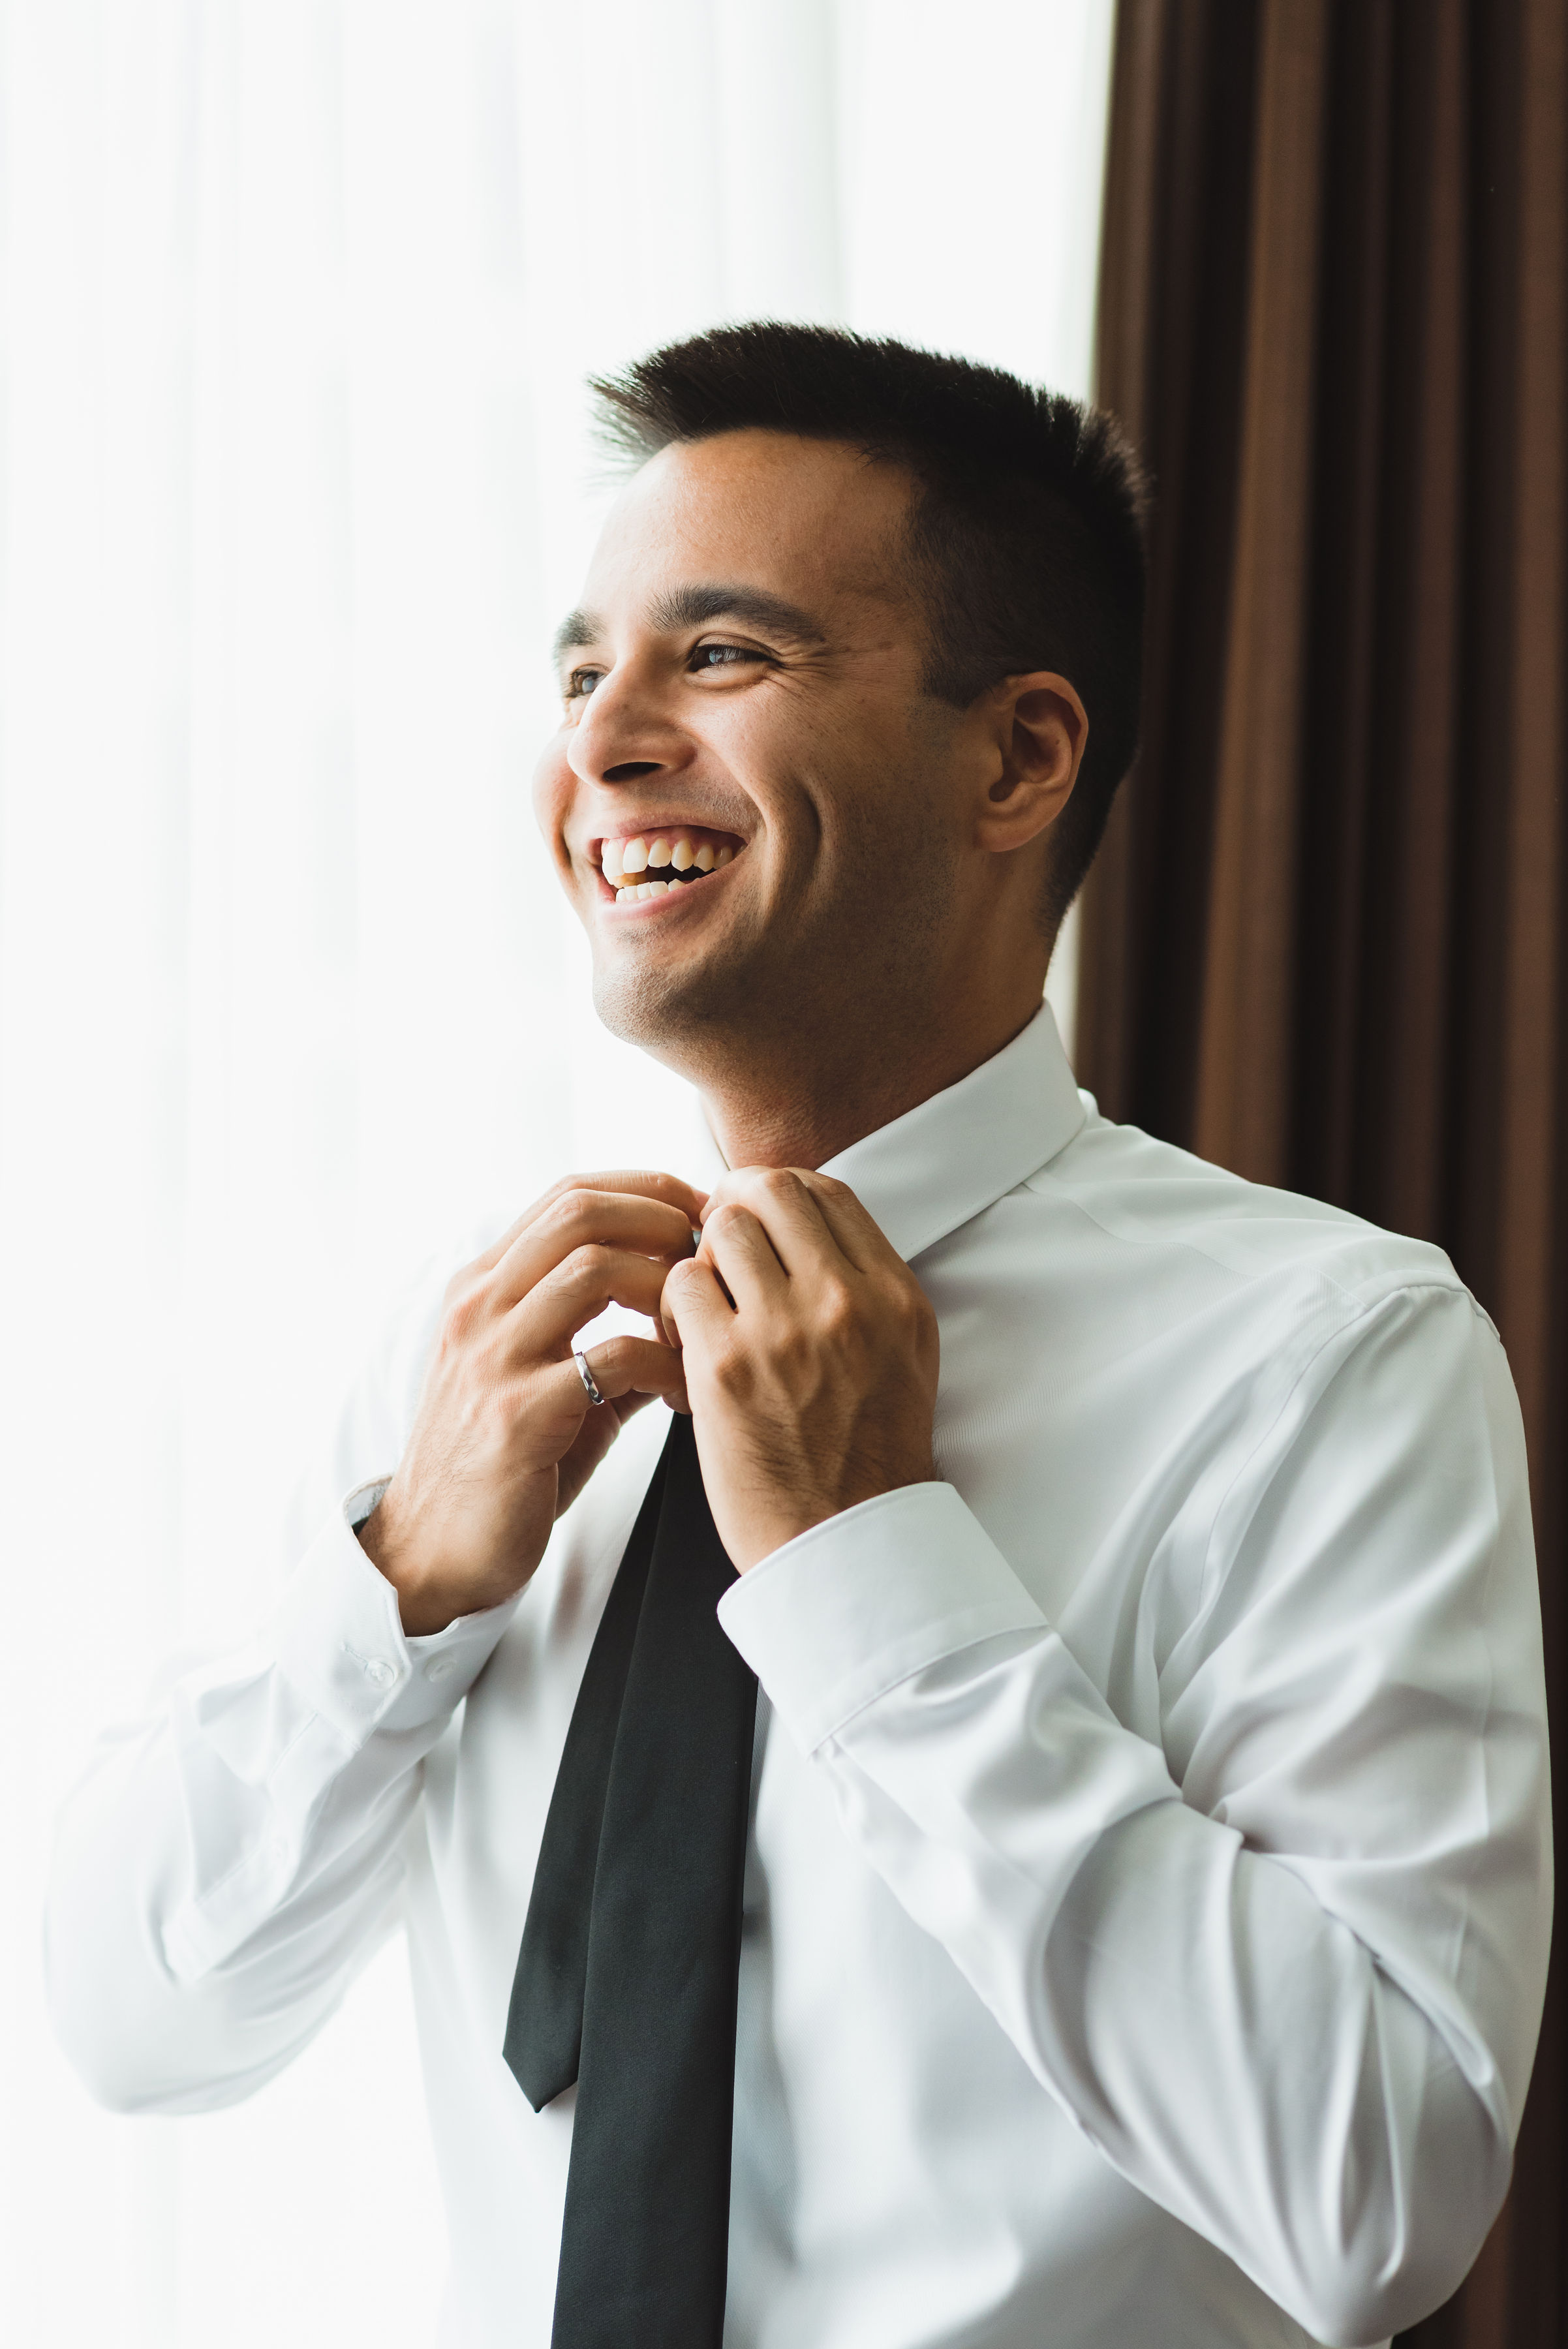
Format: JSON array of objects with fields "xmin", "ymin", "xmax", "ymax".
[
  {"xmin": 438, "ymin": 1285, "xmax": 485, "ymax": 1349},
  {"xmin": 549, "ymin": 1187, "xmax": 596, "ymax": 1236},
  {"xmin": 820, "ymin": 1278, "xmax": 858, "ymax": 1332},
  {"xmin": 563, "ymin": 1242, "xmax": 609, "ymax": 1285},
  {"xmin": 536, "ymin": 1173, "xmax": 586, "ymax": 1218}
]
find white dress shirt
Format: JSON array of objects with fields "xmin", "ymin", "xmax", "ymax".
[{"xmin": 47, "ymin": 1005, "xmax": 1552, "ymax": 2349}]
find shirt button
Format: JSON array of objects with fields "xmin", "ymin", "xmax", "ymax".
[
  {"xmin": 425, "ymin": 1657, "xmax": 457, "ymax": 1683},
  {"xmin": 364, "ymin": 1658, "xmax": 396, "ymax": 1687}
]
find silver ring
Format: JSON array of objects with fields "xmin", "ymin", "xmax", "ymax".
[{"xmin": 572, "ymin": 1348, "xmax": 606, "ymax": 1407}]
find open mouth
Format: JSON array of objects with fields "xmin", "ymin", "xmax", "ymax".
[{"xmin": 596, "ymin": 827, "xmax": 745, "ymax": 904}]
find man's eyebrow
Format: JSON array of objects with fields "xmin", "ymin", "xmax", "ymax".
[
  {"xmin": 645, "ymin": 583, "xmax": 827, "ymax": 643},
  {"xmin": 551, "ymin": 584, "xmax": 828, "ymax": 675},
  {"xmin": 552, "ymin": 607, "xmax": 602, "ymax": 665}
]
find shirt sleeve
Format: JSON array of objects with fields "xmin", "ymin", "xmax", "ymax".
[
  {"xmin": 44, "ymin": 1271, "xmax": 519, "ymax": 2117},
  {"xmin": 717, "ymin": 1280, "xmax": 1552, "ymax": 2348}
]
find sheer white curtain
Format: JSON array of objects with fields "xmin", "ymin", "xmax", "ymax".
[{"xmin": 0, "ymin": 3, "xmax": 1113, "ymax": 2339}]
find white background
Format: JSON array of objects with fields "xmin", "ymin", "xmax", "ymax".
[{"xmin": 0, "ymin": 3, "xmax": 1114, "ymax": 2339}]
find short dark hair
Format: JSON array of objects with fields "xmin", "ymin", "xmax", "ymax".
[{"xmin": 589, "ymin": 321, "xmax": 1147, "ymax": 930}]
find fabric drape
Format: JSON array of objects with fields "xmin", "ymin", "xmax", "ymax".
[{"xmin": 1080, "ymin": 3, "xmax": 1566, "ymax": 2342}]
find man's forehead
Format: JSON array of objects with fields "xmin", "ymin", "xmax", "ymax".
[
  {"xmin": 562, "ymin": 433, "xmax": 917, "ymax": 649},
  {"xmin": 629, "ymin": 423, "xmax": 910, "ymax": 510}
]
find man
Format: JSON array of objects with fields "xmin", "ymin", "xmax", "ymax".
[{"xmin": 49, "ymin": 325, "xmax": 1550, "ymax": 2349}]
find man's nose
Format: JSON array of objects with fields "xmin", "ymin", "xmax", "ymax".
[{"xmin": 564, "ymin": 664, "xmax": 686, "ymax": 788}]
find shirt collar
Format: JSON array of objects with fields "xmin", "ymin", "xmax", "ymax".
[{"xmin": 820, "ymin": 1002, "xmax": 1086, "ymax": 1263}]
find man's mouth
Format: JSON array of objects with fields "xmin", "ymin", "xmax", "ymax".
[{"xmin": 596, "ymin": 827, "xmax": 745, "ymax": 904}]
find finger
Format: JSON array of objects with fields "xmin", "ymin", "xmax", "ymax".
[
  {"xmin": 660, "ymin": 1254, "xmax": 737, "ymax": 1353},
  {"xmin": 701, "ymin": 1167, "xmax": 852, "ymax": 1280},
  {"xmin": 598, "ymin": 1384, "xmax": 660, "ymax": 1425},
  {"xmin": 472, "ymin": 1171, "xmax": 707, "ymax": 1278},
  {"xmin": 493, "ymin": 1188, "xmax": 701, "ymax": 1309},
  {"xmin": 695, "ymin": 1203, "xmax": 791, "ymax": 1314},
  {"xmin": 516, "ymin": 1244, "xmax": 675, "ymax": 1352},
  {"xmin": 778, "ymin": 1170, "xmax": 903, "ymax": 1274},
  {"xmin": 554, "ymin": 1378, "xmax": 669, "ymax": 1519},
  {"xmin": 553, "ymin": 1365, "xmax": 687, "ymax": 1528},
  {"xmin": 571, "ymin": 1331, "xmax": 690, "ymax": 1415}
]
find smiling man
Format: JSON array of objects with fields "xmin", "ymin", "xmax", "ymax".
[{"xmin": 49, "ymin": 326, "xmax": 1550, "ymax": 2349}]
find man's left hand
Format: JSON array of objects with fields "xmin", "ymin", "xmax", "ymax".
[{"xmin": 660, "ymin": 1169, "xmax": 940, "ymax": 1572}]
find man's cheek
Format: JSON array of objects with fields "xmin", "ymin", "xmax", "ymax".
[{"xmin": 529, "ymin": 742, "xmax": 574, "ymax": 864}]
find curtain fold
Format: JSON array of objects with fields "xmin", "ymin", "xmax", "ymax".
[{"xmin": 1082, "ymin": 4, "xmax": 1566, "ymax": 2342}]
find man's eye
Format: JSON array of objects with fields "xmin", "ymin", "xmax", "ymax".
[
  {"xmin": 565, "ymin": 668, "xmax": 604, "ymax": 699},
  {"xmin": 690, "ymin": 643, "xmax": 767, "ymax": 674}
]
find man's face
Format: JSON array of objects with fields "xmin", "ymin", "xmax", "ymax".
[{"xmin": 533, "ymin": 429, "xmax": 979, "ymax": 1071}]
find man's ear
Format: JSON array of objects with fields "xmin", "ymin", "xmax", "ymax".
[{"xmin": 973, "ymin": 672, "xmax": 1089, "ymax": 855}]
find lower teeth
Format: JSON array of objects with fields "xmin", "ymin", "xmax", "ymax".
[{"xmin": 613, "ymin": 864, "xmax": 732, "ymax": 902}]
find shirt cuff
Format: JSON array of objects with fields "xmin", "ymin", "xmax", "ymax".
[
  {"xmin": 271, "ymin": 1477, "xmax": 521, "ymax": 1747},
  {"xmin": 716, "ymin": 1481, "xmax": 1046, "ymax": 1754}
]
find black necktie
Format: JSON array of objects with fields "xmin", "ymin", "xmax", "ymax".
[{"xmin": 504, "ymin": 1411, "xmax": 759, "ymax": 2348}]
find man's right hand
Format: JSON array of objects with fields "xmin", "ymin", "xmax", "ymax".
[{"xmin": 358, "ymin": 1171, "xmax": 705, "ymax": 1635}]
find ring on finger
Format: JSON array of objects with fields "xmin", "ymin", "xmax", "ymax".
[{"xmin": 573, "ymin": 1348, "xmax": 606, "ymax": 1407}]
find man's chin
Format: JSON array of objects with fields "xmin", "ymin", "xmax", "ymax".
[{"xmin": 590, "ymin": 942, "xmax": 754, "ymax": 1058}]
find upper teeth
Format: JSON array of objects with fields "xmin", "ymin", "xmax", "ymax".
[{"xmin": 600, "ymin": 832, "xmax": 735, "ymax": 893}]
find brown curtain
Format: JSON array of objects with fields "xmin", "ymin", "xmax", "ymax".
[{"xmin": 1079, "ymin": 3, "xmax": 1567, "ymax": 2343}]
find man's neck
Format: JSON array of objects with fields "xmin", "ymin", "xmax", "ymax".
[{"xmin": 700, "ymin": 994, "xmax": 1047, "ymax": 1173}]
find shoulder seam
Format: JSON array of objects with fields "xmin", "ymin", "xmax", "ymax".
[{"xmin": 1023, "ymin": 1163, "xmax": 1465, "ymax": 1310}]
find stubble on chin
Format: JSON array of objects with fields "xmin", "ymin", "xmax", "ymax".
[
  {"xmin": 590, "ymin": 930, "xmax": 772, "ymax": 1062},
  {"xmin": 591, "ymin": 865, "xmax": 947, "ymax": 1088}
]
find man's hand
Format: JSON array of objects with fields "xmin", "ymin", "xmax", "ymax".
[
  {"xmin": 360, "ymin": 1172, "xmax": 705, "ymax": 1634},
  {"xmin": 660, "ymin": 1169, "xmax": 939, "ymax": 1573}
]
